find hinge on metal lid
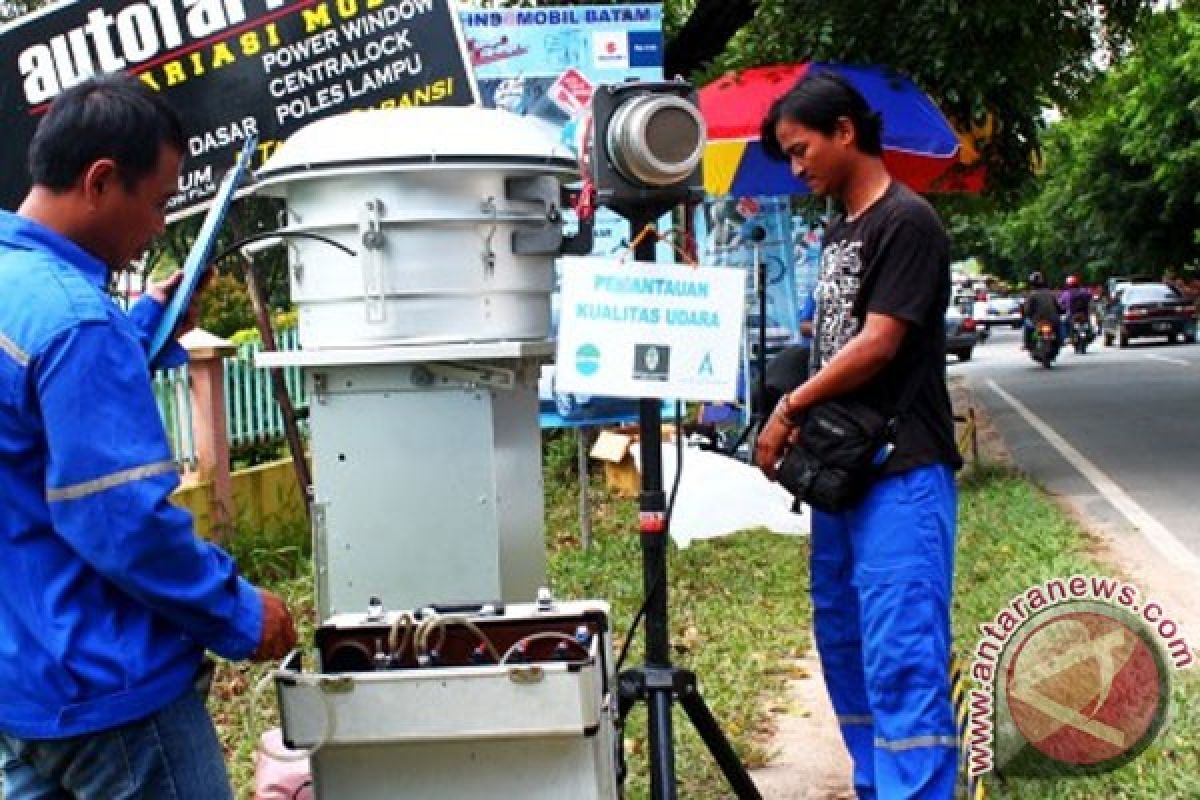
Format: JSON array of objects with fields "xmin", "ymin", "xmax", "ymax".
[
  {"xmin": 358, "ymin": 199, "xmax": 387, "ymax": 323},
  {"xmin": 318, "ymin": 675, "xmax": 355, "ymax": 694},
  {"xmin": 508, "ymin": 666, "xmax": 545, "ymax": 684},
  {"xmin": 427, "ymin": 361, "xmax": 516, "ymax": 390}
]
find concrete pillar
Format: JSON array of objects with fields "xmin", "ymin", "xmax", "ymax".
[{"xmin": 182, "ymin": 329, "xmax": 236, "ymax": 540}]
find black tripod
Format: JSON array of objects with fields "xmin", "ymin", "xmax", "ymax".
[{"xmin": 615, "ymin": 215, "xmax": 762, "ymax": 800}]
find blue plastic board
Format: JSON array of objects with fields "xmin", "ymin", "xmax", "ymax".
[{"xmin": 148, "ymin": 135, "xmax": 257, "ymax": 363}]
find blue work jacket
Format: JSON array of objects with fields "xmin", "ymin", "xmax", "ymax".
[{"xmin": 0, "ymin": 211, "xmax": 262, "ymax": 739}]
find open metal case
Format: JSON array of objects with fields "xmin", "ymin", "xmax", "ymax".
[{"xmin": 273, "ymin": 599, "xmax": 620, "ymax": 799}]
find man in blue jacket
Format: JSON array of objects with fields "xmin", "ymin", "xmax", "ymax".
[{"xmin": 0, "ymin": 75, "xmax": 296, "ymax": 799}]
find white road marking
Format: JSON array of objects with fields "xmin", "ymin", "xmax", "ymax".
[
  {"xmin": 1144, "ymin": 354, "xmax": 1191, "ymax": 367},
  {"xmin": 986, "ymin": 379, "xmax": 1200, "ymax": 579}
]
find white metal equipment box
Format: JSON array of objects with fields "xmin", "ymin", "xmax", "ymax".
[{"xmin": 274, "ymin": 600, "xmax": 620, "ymax": 800}]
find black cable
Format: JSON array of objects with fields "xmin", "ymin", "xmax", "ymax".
[
  {"xmin": 209, "ymin": 230, "xmax": 357, "ymax": 268},
  {"xmin": 615, "ymin": 400, "xmax": 685, "ymax": 673}
]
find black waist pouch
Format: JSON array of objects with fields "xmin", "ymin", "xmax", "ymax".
[{"xmin": 775, "ymin": 399, "xmax": 892, "ymax": 513}]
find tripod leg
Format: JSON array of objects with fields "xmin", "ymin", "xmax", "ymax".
[
  {"xmin": 647, "ymin": 688, "xmax": 678, "ymax": 800},
  {"xmin": 677, "ymin": 673, "xmax": 763, "ymax": 800}
]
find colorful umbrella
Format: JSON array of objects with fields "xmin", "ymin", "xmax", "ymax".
[{"xmin": 699, "ymin": 63, "xmax": 961, "ymax": 197}]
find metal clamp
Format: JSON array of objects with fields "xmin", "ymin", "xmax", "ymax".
[
  {"xmin": 358, "ymin": 199, "xmax": 387, "ymax": 324},
  {"xmin": 312, "ymin": 372, "xmax": 329, "ymax": 405},
  {"xmin": 506, "ymin": 175, "xmax": 567, "ymax": 256},
  {"xmin": 480, "ymin": 197, "xmax": 498, "ymax": 275},
  {"xmin": 311, "ymin": 502, "xmax": 329, "ymax": 614}
]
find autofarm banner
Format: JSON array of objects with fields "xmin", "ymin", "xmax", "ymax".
[{"xmin": 0, "ymin": 0, "xmax": 478, "ymax": 216}]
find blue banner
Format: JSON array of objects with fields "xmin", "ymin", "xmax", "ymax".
[
  {"xmin": 460, "ymin": 4, "xmax": 666, "ymax": 426},
  {"xmin": 460, "ymin": 4, "xmax": 664, "ymax": 258},
  {"xmin": 705, "ymin": 196, "xmax": 801, "ymax": 340}
]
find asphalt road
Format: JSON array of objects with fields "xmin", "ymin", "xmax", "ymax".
[{"xmin": 953, "ymin": 325, "xmax": 1200, "ymax": 566}]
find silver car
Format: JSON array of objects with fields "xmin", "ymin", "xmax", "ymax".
[
  {"xmin": 985, "ymin": 296, "xmax": 1023, "ymax": 329},
  {"xmin": 945, "ymin": 302, "xmax": 979, "ymax": 361}
]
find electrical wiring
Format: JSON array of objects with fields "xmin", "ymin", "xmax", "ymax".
[
  {"xmin": 615, "ymin": 399, "xmax": 685, "ymax": 674},
  {"xmin": 249, "ymin": 654, "xmax": 336, "ymax": 764},
  {"xmin": 387, "ymin": 611, "xmax": 415, "ymax": 660},
  {"xmin": 607, "ymin": 222, "xmax": 701, "ymax": 674},
  {"xmin": 620, "ymin": 223, "xmax": 700, "ymax": 267},
  {"xmin": 414, "ymin": 614, "xmax": 501, "ymax": 664},
  {"xmin": 210, "ymin": 229, "xmax": 357, "ymax": 269},
  {"xmin": 499, "ymin": 631, "xmax": 590, "ymax": 665}
]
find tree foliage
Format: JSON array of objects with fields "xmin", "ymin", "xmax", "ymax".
[
  {"xmin": 986, "ymin": 7, "xmax": 1199, "ymax": 285},
  {"xmin": 196, "ymin": 271, "xmax": 256, "ymax": 337},
  {"xmin": 669, "ymin": 0, "xmax": 1152, "ymax": 197}
]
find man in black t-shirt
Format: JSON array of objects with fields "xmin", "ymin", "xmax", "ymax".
[{"xmin": 755, "ymin": 72, "xmax": 960, "ymax": 799}]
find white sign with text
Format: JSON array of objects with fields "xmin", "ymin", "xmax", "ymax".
[{"xmin": 555, "ymin": 257, "xmax": 746, "ymax": 401}]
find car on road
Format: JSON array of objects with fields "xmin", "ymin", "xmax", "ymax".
[
  {"xmin": 983, "ymin": 295, "xmax": 1023, "ymax": 329},
  {"xmin": 1102, "ymin": 283, "xmax": 1197, "ymax": 347},
  {"xmin": 1096, "ymin": 275, "xmax": 1148, "ymax": 329},
  {"xmin": 946, "ymin": 301, "xmax": 979, "ymax": 361}
]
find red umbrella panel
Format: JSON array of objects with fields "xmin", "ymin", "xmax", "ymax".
[{"xmin": 699, "ymin": 63, "xmax": 961, "ymax": 196}]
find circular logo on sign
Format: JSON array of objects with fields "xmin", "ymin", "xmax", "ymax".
[
  {"xmin": 575, "ymin": 343, "xmax": 601, "ymax": 376},
  {"xmin": 1001, "ymin": 603, "xmax": 1171, "ymax": 774}
]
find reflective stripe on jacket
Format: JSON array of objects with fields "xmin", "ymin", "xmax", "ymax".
[{"xmin": 0, "ymin": 211, "xmax": 262, "ymax": 739}]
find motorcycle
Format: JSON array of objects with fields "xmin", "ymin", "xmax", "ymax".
[
  {"xmin": 1069, "ymin": 312, "xmax": 1095, "ymax": 354},
  {"xmin": 1031, "ymin": 320, "xmax": 1060, "ymax": 368}
]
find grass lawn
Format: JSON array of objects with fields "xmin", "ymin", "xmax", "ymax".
[{"xmin": 209, "ymin": 439, "xmax": 1198, "ymax": 799}]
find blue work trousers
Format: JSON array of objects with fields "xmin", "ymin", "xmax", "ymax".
[
  {"xmin": 0, "ymin": 689, "xmax": 233, "ymax": 800},
  {"xmin": 811, "ymin": 464, "xmax": 958, "ymax": 800}
]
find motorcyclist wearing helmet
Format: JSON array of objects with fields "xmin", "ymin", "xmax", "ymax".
[
  {"xmin": 1023, "ymin": 271, "xmax": 1064, "ymax": 350},
  {"xmin": 1058, "ymin": 274, "xmax": 1093, "ymax": 342}
]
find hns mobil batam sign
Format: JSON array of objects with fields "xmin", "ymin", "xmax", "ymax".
[
  {"xmin": 0, "ymin": 0, "xmax": 478, "ymax": 216},
  {"xmin": 555, "ymin": 257, "xmax": 747, "ymax": 402}
]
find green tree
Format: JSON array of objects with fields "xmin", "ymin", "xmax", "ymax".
[
  {"xmin": 988, "ymin": 6, "xmax": 1199, "ymax": 284},
  {"xmin": 196, "ymin": 271, "xmax": 256, "ymax": 338}
]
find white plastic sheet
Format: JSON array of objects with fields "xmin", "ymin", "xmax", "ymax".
[{"xmin": 632, "ymin": 442, "xmax": 810, "ymax": 548}]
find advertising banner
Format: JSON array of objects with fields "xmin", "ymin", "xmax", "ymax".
[
  {"xmin": 555, "ymin": 257, "xmax": 746, "ymax": 402},
  {"xmin": 705, "ymin": 195, "xmax": 802, "ymax": 341},
  {"xmin": 0, "ymin": 0, "xmax": 478, "ymax": 216},
  {"xmin": 461, "ymin": 4, "xmax": 668, "ymax": 424},
  {"xmin": 459, "ymin": 3, "xmax": 663, "ymax": 257}
]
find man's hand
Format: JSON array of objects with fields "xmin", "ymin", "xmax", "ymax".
[
  {"xmin": 146, "ymin": 269, "xmax": 214, "ymax": 340},
  {"xmin": 146, "ymin": 270, "xmax": 184, "ymax": 306},
  {"xmin": 251, "ymin": 589, "xmax": 297, "ymax": 662},
  {"xmin": 755, "ymin": 402, "xmax": 802, "ymax": 481}
]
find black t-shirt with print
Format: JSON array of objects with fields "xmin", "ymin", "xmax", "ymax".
[{"xmin": 811, "ymin": 181, "xmax": 963, "ymax": 474}]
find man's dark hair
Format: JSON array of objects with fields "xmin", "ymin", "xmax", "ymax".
[
  {"xmin": 28, "ymin": 74, "xmax": 185, "ymax": 191},
  {"xmin": 761, "ymin": 71, "xmax": 884, "ymax": 160}
]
